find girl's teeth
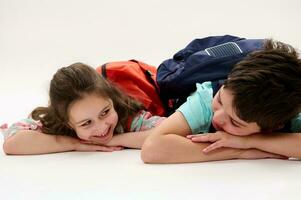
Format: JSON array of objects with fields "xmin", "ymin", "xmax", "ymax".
[
  {"xmin": 99, "ymin": 131, "xmax": 107, "ymax": 137},
  {"xmin": 96, "ymin": 127, "xmax": 110, "ymax": 137}
]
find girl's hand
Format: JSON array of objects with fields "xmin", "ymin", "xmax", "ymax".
[
  {"xmin": 74, "ymin": 139, "xmax": 123, "ymax": 152},
  {"xmin": 86, "ymin": 135, "xmax": 122, "ymax": 147},
  {"xmin": 187, "ymin": 131, "xmax": 250, "ymax": 153}
]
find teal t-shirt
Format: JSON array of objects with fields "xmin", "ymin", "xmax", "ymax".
[
  {"xmin": 177, "ymin": 82, "xmax": 213, "ymax": 134},
  {"xmin": 291, "ymin": 113, "xmax": 301, "ymax": 132}
]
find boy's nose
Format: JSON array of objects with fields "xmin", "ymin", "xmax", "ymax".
[
  {"xmin": 215, "ymin": 110, "xmax": 226, "ymax": 126},
  {"xmin": 218, "ymin": 120, "xmax": 225, "ymax": 126}
]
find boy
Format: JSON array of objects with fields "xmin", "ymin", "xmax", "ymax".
[{"xmin": 141, "ymin": 39, "xmax": 301, "ymax": 163}]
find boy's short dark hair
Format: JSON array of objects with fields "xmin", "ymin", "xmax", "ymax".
[{"xmin": 224, "ymin": 39, "xmax": 301, "ymax": 131}]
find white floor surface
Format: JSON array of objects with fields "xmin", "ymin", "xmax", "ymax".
[{"xmin": 1, "ymin": 0, "xmax": 301, "ymax": 199}]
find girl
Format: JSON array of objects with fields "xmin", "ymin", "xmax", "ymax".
[{"xmin": 2, "ymin": 63, "xmax": 165, "ymax": 155}]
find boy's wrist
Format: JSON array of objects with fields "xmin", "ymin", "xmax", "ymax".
[{"xmin": 245, "ymin": 134, "xmax": 261, "ymax": 149}]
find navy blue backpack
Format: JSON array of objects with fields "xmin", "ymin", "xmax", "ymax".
[{"xmin": 157, "ymin": 35, "xmax": 264, "ymax": 115}]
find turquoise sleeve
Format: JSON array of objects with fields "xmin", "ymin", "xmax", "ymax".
[
  {"xmin": 177, "ymin": 82, "xmax": 213, "ymax": 134},
  {"xmin": 291, "ymin": 113, "xmax": 301, "ymax": 133}
]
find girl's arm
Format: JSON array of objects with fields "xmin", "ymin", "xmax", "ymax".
[
  {"xmin": 3, "ymin": 130, "xmax": 76, "ymax": 154},
  {"xmin": 141, "ymin": 112, "xmax": 283, "ymax": 164},
  {"xmin": 106, "ymin": 132, "xmax": 150, "ymax": 149},
  {"xmin": 3, "ymin": 130, "xmax": 122, "ymax": 155},
  {"xmin": 81, "ymin": 131, "xmax": 150, "ymax": 149}
]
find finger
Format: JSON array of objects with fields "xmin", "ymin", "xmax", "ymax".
[
  {"xmin": 191, "ymin": 134, "xmax": 219, "ymax": 142},
  {"xmin": 99, "ymin": 145, "xmax": 124, "ymax": 151},
  {"xmin": 80, "ymin": 145, "xmax": 114, "ymax": 152},
  {"xmin": 202, "ymin": 141, "xmax": 223, "ymax": 153},
  {"xmin": 190, "ymin": 135, "xmax": 209, "ymax": 142},
  {"xmin": 95, "ymin": 146, "xmax": 115, "ymax": 152},
  {"xmin": 80, "ymin": 139, "xmax": 93, "ymax": 144},
  {"xmin": 267, "ymin": 153, "xmax": 287, "ymax": 159},
  {"xmin": 186, "ymin": 134, "xmax": 202, "ymax": 139},
  {"xmin": 108, "ymin": 146, "xmax": 124, "ymax": 151}
]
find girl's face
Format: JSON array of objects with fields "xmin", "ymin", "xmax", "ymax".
[
  {"xmin": 211, "ymin": 86, "xmax": 261, "ymax": 136},
  {"xmin": 68, "ymin": 93, "xmax": 118, "ymax": 144}
]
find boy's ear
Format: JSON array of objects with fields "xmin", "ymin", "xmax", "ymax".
[{"xmin": 266, "ymin": 124, "xmax": 285, "ymax": 133}]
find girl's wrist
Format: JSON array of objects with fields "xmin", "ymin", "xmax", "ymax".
[{"xmin": 56, "ymin": 135, "xmax": 78, "ymax": 151}]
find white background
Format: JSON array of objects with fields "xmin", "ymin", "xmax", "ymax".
[{"xmin": 1, "ymin": 0, "xmax": 301, "ymax": 199}]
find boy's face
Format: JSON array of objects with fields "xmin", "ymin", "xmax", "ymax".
[
  {"xmin": 211, "ymin": 86, "xmax": 261, "ymax": 136},
  {"xmin": 68, "ymin": 93, "xmax": 118, "ymax": 144}
]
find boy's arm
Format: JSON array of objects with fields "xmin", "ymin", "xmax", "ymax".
[
  {"xmin": 141, "ymin": 112, "xmax": 282, "ymax": 164},
  {"xmin": 248, "ymin": 133, "xmax": 301, "ymax": 158},
  {"xmin": 3, "ymin": 130, "xmax": 121, "ymax": 155},
  {"xmin": 189, "ymin": 131, "xmax": 301, "ymax": 158}
]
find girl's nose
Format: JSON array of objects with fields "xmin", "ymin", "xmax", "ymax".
[{"xmin": 92, "ymin": 123, "xmax": 109, "ymax": 136}]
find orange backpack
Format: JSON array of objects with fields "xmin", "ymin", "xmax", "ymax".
[{"xmin": 96, "ymin": 59, "xmax": 166, "ymax": 116}]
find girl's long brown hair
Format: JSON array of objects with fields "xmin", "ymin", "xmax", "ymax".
[{"xmin": 31, "ymin": 63, "xmax": 143, "ymax": 137}]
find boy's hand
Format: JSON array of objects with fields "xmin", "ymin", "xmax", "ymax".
[{"xmin": 187, "ymin": 131, "xmax": 250, "ymax": 153}]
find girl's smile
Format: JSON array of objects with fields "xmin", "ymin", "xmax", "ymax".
[{"xmin": 68, "ymin": 93, "xmax": 118, "ymax": 144}]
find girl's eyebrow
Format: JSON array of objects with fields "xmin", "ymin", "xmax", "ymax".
[
  {"xmin": 219, "ymin": 88, "xmax": 246, "ymax": 127},
  {"xmin": 75, "ymin": 102, "xmax": 111, "ymax": 125}
]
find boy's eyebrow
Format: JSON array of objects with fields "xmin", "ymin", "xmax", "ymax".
[
  {"xmin": 75, "ymin": 102, "xmax": 111, "ymax": 125},
  {"xmin": 231, "ymin": 118, "xmax": 246, "ymax": 127},
  {"xmin": 218, "ymin": 90, "xmax": 222, "ymax": 104},
  {"xmin": 219, "ymin": 88, "xmax": 247, "ymax": 127}
]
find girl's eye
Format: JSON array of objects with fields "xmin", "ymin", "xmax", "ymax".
[
  {"xmin": 81, "ymin": 120, "xmax": 91, "ymax": 127},
  {"xmin": 100, "ymin": 109, "xmax": 110, "ymax": 117}
]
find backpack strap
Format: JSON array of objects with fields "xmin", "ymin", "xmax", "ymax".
[
  {"xmin": 101, "ymin": 63, "xmax": 107, "ymax": 78},
  {"xmin": 96, "ymin": 60, "xmax": 167, "ymax": 116},
  {"xmin": 130, "ymin": 59, "xmax": 161, "ymax": 95}
]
